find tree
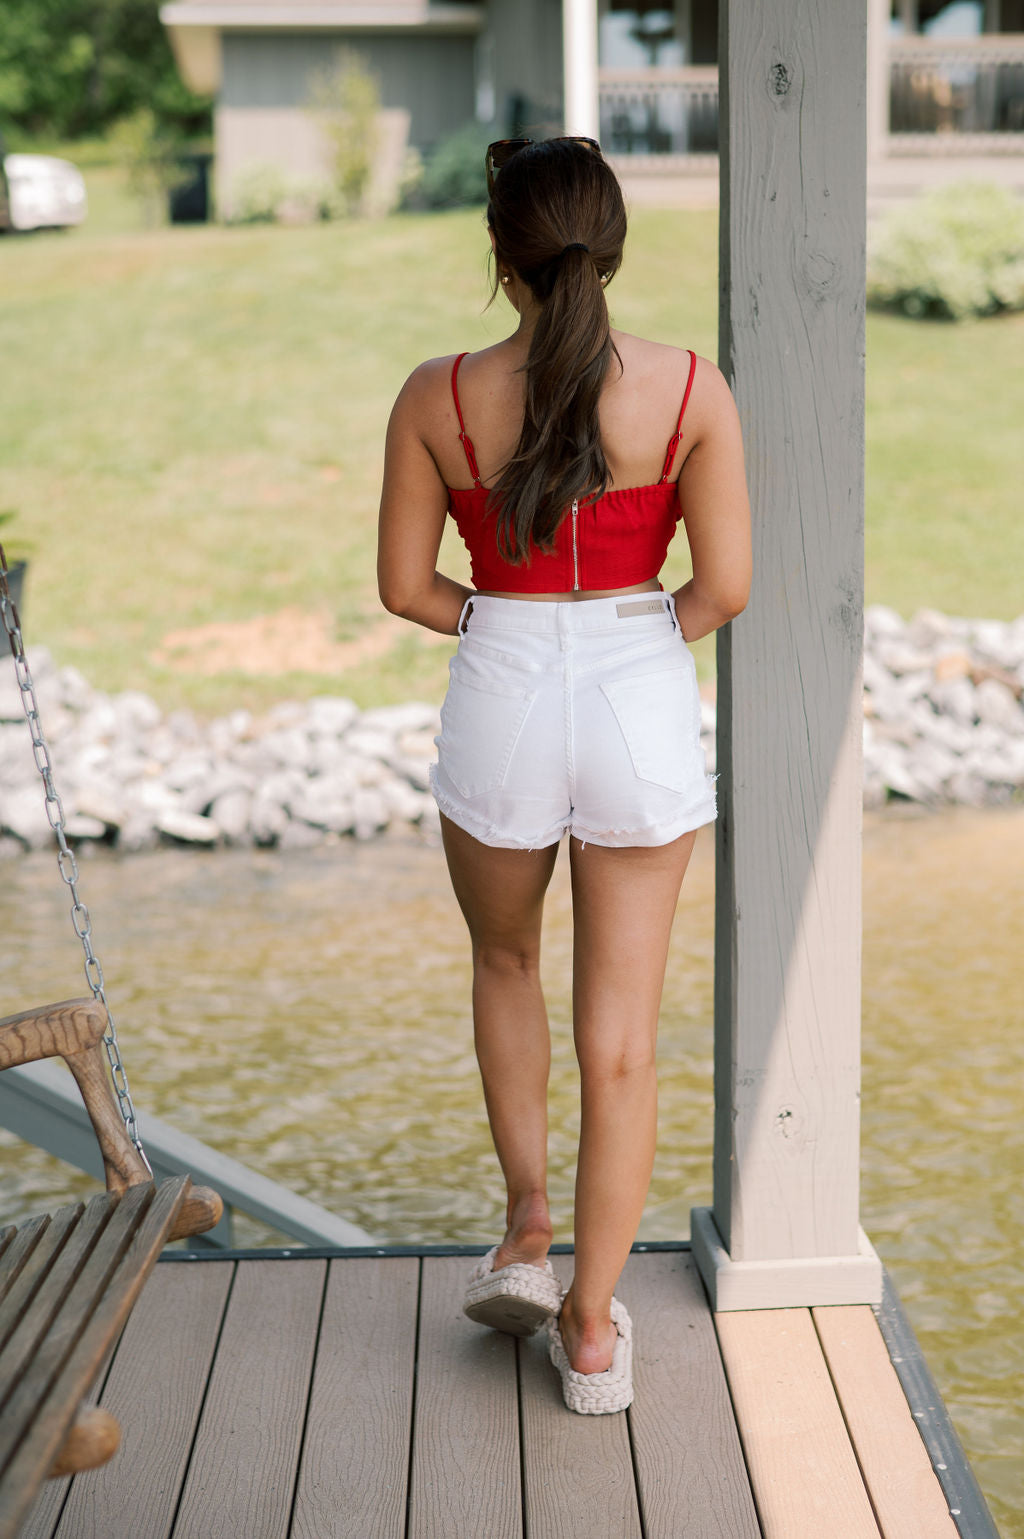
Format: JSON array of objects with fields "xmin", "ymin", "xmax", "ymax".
[{"xmin": 0, "ymin": 0, "xmax": 210, "ymax": 143}]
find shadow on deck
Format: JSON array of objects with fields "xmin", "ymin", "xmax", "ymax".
[{"xmin": 24, "ymin": 1244, "xmax": 987, "ymax": 1539}]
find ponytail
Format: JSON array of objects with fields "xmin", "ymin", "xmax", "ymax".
[{"xmin": 486, "ymin": 141, "xmax": 627, "ymax": 563}]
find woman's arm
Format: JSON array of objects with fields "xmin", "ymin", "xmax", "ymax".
[
  {"xmin": 670, "ymin": 359, "xmax": 752, "ymax": 643},
  {"xmin": 377, "ymin": 363, "xmax": 473, "ymax": 636}
]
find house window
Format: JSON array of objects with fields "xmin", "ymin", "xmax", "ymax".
[{"xmin": 600, "ymin": 6, "xmax": 684, "ymax": 68}]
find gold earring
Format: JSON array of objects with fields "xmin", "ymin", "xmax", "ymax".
[{"xmin": 501, "ymin": 273, "xmax": 511, "ymax": 285}]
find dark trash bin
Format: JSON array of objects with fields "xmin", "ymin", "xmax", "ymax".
[{"xmin": 169, "ymin": 153, "xmax": 212, "ymax": 224}]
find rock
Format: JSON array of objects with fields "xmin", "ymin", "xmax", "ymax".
[
  {"xmin": 344, "ymin": 726, "xmax": 395, "ymax": 762},
  {"xmin": 352, "ymin": 788, "xmax": 389, "ymax": 840},
  {"xmin": 64, "ymin": 813, "xmax": 109, "ymax": 841},
  {"xmin": 306, "ymin": 696, "xmax": 360, "ymax": 735},
  {"xmin": 290, "ymin": 780, "xmax": 354, "ymax": 834},
  {"xmin": 975, "ymin": 678, "xmax": 1024, "ymax": 736},
  {"xmin": 932, "ymin": 649, "xmax": 972, "ymax": 683},
  {"xmin": 55, "ymin": 665, "xmax": 94, "ymax": 713},
  {"xmin": 278, "ymin": 819, "xmax": 325, "ymax": 850},
  {"xmin": 114, "ymin": 691, "xmax": 163, "ymax": 733},
  {"xmin": 386, "ymin": 753, "xmax": 433, "ymax": 792},
  {"xmin": 360, "ymin": 702, "xmax": 438, "ymax": 734},
  {"xmin": 0, "ymin": 787, "xmax": 54, "ymax": 848},
  {"xmin": 261, "ymin": 727, "xmax": 311, "ymax": 770},
  {"xmin": 927, "ymin": 676, "xmax": 977, "ymax": 730},
  {"xmin": 117, "ymin": 815, "xmax": 160, "ymax": 853},
  {"xmin": 209, "ymin": 788, "xmax": 253, "ymax": 843},
  {"xmin": 876, "ymin": 640, "xmax": 934, "ymax": 677},
  {"xmin": 864, "ymin": 606, "xmax": 906, "ymax": 642},
  {"xmin": 379, "ymin": 777, "xmax": 428, "ymax": 823},
  {"xmin": 157, "ymin": 809, "xmax": 220, "ymax": 846},
  {"xmin": 250, "ymin": 786, "xmax": 290, "ymax": 846},
  {"xmin": 906, "ymin": 608, "xmax": 966, "ymax": 649}
]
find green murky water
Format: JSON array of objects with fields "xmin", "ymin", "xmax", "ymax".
[{"xmin": 2, "ymin": 808, "xmax": 1022, "ymax": 1531}]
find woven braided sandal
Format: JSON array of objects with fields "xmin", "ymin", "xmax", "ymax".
[
  {"xmin": 463, "ymin": 1245, "xmax": 563, "ymax": 1337},
  {"xmin": 546, "ymin": 1297, "xmax": 633, "ymax": 1414}
]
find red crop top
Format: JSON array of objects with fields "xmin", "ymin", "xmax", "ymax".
[{"xmin": 446, "ymin": 349, "xmax": 696, "ymax": 593}]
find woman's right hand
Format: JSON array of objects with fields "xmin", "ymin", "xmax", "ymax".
[{"xmin": 670, "ymin": 358, "xmax": 752, "ymax": 642}]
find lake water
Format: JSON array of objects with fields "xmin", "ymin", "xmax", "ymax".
[{"xmin": 2, "ymin": 807, "xmax": 1022, "ymax": 1533}]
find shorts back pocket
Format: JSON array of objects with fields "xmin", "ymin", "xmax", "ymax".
[
  {"xmin": 600, "ymin": 664, "xmax": 705, "ymax": 795},
  {"xmin": 438, "ymin": 657, "xmax": 536, "ymax": 800}
]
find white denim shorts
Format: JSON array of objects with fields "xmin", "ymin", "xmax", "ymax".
[{"xmin": 430, "ymin": 593, "xmax": 716, "ymax": 850}]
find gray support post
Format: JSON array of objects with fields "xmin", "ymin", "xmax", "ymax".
[{"xmin": 691, "ymin": 0, "xmax": 883, "ymax": 1311}]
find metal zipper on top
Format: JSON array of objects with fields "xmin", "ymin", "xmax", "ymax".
[{"xmin": 571, "ymin": 499, "xmax": 580, "ymax": 591}]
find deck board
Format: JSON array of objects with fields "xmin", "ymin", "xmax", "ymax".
[
  {"xmin": 623, "ymin": 1251, "xmax": 760, "ymax": 1539},
  {"xmin": 12, "ymin": 1246, "xmax": 971, "ymax": 1539},
  {"xmin": 171, "ymin": 1259, "xmax": 325, "ymax": 1539},
  {"xmin": 408, "ymin": 1256, "xmax": 521, "ymax": 1539},
  {"xmin": 715, "ymin": 1305, "xmax": 883, "ymax": 1538},
  {"xmin": 518, "ymin": 1255, "xmax": 642, "ymax": 1539},
  {"xmin": 51, "ymin": 1262, "xmax": 232, "ymax": 1539},
  {"xmin": 813, "ymin": 1305, "xmax": 961, "ymax": 1539},
  {"xmin": 290, "ymin": 1256, "xmax": 418, "ymax": 1539}
]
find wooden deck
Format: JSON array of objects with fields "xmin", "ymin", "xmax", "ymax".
[{"xmin": 21, "ymin": 1245, "xmax": 980, "ymax": 1539}]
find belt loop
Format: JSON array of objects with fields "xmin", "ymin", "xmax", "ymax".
[
  {"xmin": 458, "ymin": 597, "xmax": 475, "ymax": 635},
  {"xmin": 667, "ymin": 593, "xmax": 678, "ymax": 631}
]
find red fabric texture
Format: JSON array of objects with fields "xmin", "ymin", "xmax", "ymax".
[{"xmin": 447, "ymin": 350, "xmax": 696, "ymax": 593}]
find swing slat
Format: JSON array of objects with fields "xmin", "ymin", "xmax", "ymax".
[{"xmin": 0, "ymin": 1177, "xmax": 191, "ymax": 1539}]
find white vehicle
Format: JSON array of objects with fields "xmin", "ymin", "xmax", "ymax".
[{"xmin": 1, "ymin": 154, "xmax": 87, "ymax": 232}]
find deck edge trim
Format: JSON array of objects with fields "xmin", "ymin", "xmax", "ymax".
[
  {"xmin": 874, "ymin": 1267, "xmax": 1000, "ymax": 1539},
  {"xmin": 158, "ymin": 1240, "xmax": 694, "ymax": 1263}
]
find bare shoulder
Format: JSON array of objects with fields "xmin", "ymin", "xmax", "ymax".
[
  {"xmin": 392, "ymin": 353, "xmax": 458, "ymax": 410},
  {"xmin": 610, "ymin": 332, "xmax": 720, "ymax": 397}
]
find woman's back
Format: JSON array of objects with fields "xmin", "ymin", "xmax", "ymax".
[{"xmin": 425, "ymin": 331, "xmax": 700, "ymax": 495}]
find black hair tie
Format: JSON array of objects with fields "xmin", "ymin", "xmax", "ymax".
[{"xmin": 560, "ymin": 242, "xmax": 590, "ymax": 256}]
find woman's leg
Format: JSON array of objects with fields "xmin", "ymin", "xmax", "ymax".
[
  {"xmin": 559, "ymin": 830, "xmax": 698, "ymax": 1374},
  {"xmin": 441, "ymin": 814, "xmax": 561, "ymax": 1268}
]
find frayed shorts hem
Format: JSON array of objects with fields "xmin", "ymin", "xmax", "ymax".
[
  {"xmin": 569, "ymin": 799, "xmax": 717, "ymax": 848},
  {"xmin": 430, "ymin": 776, "xmax": 567, "ymax": 850},
  {"xmin": 432, "ymin": 773, "xmax": 716, "ymax": 852}
]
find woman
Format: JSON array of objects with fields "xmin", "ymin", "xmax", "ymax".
[{"xmin": 378, "ymin": 137, "xmax": 751, "ymax": 1415}]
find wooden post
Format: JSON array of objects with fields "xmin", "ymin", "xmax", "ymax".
[
  {"xmin": 690, "ymin": 0, "xmax": 883, "ymax": 1311},
  {"xmin": 563, "ymin": 0, "xmax": 599, "ymax": 136}
]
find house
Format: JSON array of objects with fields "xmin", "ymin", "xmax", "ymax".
[{"xmin": 160, "ymin": 0, "xmax": 1024, "ymax": 213}]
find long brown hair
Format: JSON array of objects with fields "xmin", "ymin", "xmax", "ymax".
[{"xmin": 486, "ymin": 140, "xmax": 627, "ymax": 563}]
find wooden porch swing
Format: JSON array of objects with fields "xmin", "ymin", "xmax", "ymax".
[{"xmin": 0, "ymin": 548, "xmax": 222, "ymax": 1539}]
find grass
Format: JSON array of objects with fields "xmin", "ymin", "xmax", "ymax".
[{"xmin": 0, "ymin": 169, "xmax": 1021, "ymax": 717}]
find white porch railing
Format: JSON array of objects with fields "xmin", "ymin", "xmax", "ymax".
[
  {"xmin": 598, "ymin": 66, "xmax": 719, "ymax": 157},
  {"xmin": 889, "ymin": 33, "xmax": 1024, "ymax": 150},
  {"xmin": 599, "ymin": 39, "xmax": 1024, "ymax": 160}
]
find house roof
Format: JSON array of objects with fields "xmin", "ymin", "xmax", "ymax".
[{"xmin": 160, "ymin": 2, "xmax": 483, "ymax": 94}]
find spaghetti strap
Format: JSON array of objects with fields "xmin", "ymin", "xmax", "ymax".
[
  {"xmin": 659, "ymin": 349, "xmax": 698, "ymax": 484},
  {"xmin": 451, "ymin": 352, "xmax": 483, "ymax": 488}
]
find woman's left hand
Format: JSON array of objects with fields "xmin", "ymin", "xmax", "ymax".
[{"xmin": 378, "ymin": 361, "xmax": 472, "ymax": 635}]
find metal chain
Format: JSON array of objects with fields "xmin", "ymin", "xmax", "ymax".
[{"xmin": 0, "ymin": 545, "xmax": 151, "ymax": 1175}]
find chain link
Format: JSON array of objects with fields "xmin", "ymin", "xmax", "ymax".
[{"xmin": 0, "ymin": 545, "xmax": 151, "ymax": 1175}]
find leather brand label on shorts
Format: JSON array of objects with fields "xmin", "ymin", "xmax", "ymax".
[{"xmin": 615, "ymin": 599, "xmax": 664, "ymax": 618}]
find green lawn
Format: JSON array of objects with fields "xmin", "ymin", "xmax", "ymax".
[{"xmin": 1, "ymin": 176, "xmax": 1021, "ymax": 715}]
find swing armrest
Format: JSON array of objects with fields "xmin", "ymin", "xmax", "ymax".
[{"xmin": 0, "ymin": 998, "xmax": 107, "ymax": 1071}]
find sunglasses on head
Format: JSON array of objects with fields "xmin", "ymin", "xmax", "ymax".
[{"xmin": 485, "ymin": 136, "xmax": 602, "ymax": 195}]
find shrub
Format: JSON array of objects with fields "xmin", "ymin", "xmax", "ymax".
[
  {"xmin": 109, "ymin": 107, "xmax": 190, "ymax": 225},
  {"xmin": 226, "ymin": 162, "xmax": 289, "ymax": 224},
  {"xmin": 307, "ymin": 51, "xmax": 380, "ymax": 216},
  {"xmin": 415, "ymin": 121, "xmax": 492, "ymax": 210},
  {"xmin": 867, "ymin": 181, "xmax": 1024, "ymax": 320}
]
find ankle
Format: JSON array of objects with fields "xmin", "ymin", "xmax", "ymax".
[
  {"xmin": 495, "ymin": 1190, "xmax": 552, "ymax": 1268},
  {"xmin": 560, "ymin": 1287, "xmax": 610, "ymax": 1337}
]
